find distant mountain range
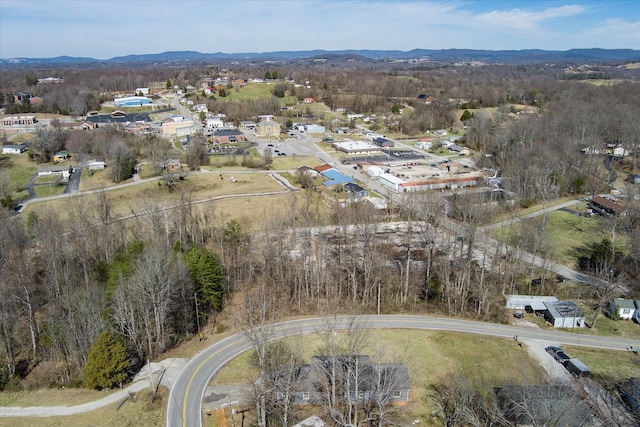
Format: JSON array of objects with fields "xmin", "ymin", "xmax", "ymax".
[{"xmin": 2, "ymin": 48, "xmax": 639, "ymax": 66}]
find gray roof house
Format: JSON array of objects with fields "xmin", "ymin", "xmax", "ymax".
[
  {"xmin": 544, "ymin": 300, "xmax": 586, "ymax": 328},
  {"xmin": 505, "ymin": 295, "xmax": 559, "ymax": 312},
  {"xmin": 344, "ymin": 182, "xmax": 368, "ymax": 199},
  {"xmin": 269, "ymin": 355, "xmax": 410, "ymax": 406},
  {"xmin": 610, "ymin": 298, "xmax": 638, "ymax": 320},
  {"xmin": 495, "ymin": 385, "xmax": 597, "ymax": 426}
]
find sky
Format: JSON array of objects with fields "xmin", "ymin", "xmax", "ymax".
[{"xmin": 1, "ymin": 0, "xmax": 639, "ymax": 59}]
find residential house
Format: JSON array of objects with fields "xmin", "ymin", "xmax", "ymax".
[
  {"xmin": 282, "ymin": 355, "xmax": 410, "ymax": 405},
  {"xmin": 303, "ymin": 97, "xmax": 315, "ymax": 103},
  {"xmin": 610, "ymin": 298, "xmax": 637, "ymax": 320},
  {"xmin": 448, "ymin": 144, "xmax": 470, "ymax": 155},
  {"xmin": 2, "ymin": 144, "xmax": 27, "ymax": 154},
  {"xmin": 628, "ymin": 174, "xmax": 640, "ymax": 184},
  {"xmin": 13, "ymin": 92, "xmax": 33, "ymax": 104},
  {"xmin": 37, "ymin": 165, "xmax": 71, "ymax": 180},
  {"xmin": 163, "ymin": 159, "xmax": 182, "ymax": 171},
  {"xmin": 344, "ymin": 182, "xmax": 368, "ymax": 199},
  {"xmin": 495, "ymin": 385, "xmax": 596, "ymax": 427},
  {"xmin": 53, "ymin": 150, "xmax": 71, "ymax": 163},
  {"xmin": 590, "ymin": 196, "xmax": 626, "ymax": 217},
  {"xmin": 415, "ymin": 139, "xmax": 433, "ymax": 150}
]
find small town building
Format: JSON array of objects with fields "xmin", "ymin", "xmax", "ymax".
[
  {"xmin": 333, "ymin": 140, "xmax": 381, "ymax": 155},
  {"xmin": 204, "ymin": 118, "xmax": 224, "ymax": 129},
  {"xmin": 240, "ymin": 121, "xmax": 256, "ymax": 131},
  {"xmin": 212, "ymin": 128, "xmax": 246, "ymax": 144},
  {"xmin": 505, "ymin": 295, "xmax": 559, "ymax": 312},
  {"xmin": 1, "ymin": 116, "xmax": 36, "ymax": 126},
  {"xmin": 255, "ymin": 119, "xmax": 281, "ymax": 137},
  {"xmin": 162, "ymin": 118, "xmax": 196, "ymax": 137},
  {"xmin": 544, "ymin": 300, "xmax": 586, "ymax": 328},
  {"xmin": 366, "ymin": 165, "xmax": 384, "ymax": 178},
  {"xmin": 373, "ymin": 137, "xmax": 395, "ymax": 148},
  {"xmin": 114, "ymin": 96, "xmax": 151, "ymax": 107},
  {"xmin": 379, "ymin": 172, "xmax": 404, "ymax": 191}
]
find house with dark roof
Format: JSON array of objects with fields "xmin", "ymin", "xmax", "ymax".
[
  {"xmin": 285, "ymin": 355, "xmax": 410, "ymax": 405},
  {"xmin": 212, "ymin": 128, "xmax": 246, "ymax": 144},
  {"xmin": 590, "ymin": 196, "xmax": 626, "ymax": 217},
  {"xmin": 344, "ymin": 182, "xmax": 368, "ymax": 199},
  {"xmin": 628, "ymin": 174, "xmax": 640, "ymax": 184},
  {"xmin": 495, "ymin": 385, "xmax": 596, "ymax": 427}
]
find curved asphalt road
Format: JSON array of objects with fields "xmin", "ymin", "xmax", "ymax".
[{"xmin": 167, "ymin": 315, "xmax": 640, "ymax": 427}]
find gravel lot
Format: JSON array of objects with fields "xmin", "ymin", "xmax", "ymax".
[{"xmin": 523, "ymin": 339, "xmax": 573, "ymax": 385}]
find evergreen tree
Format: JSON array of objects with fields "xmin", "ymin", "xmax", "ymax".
[
  {"xmin": 83, "ymin": 331, "xmax": 130, "ymax": 390},
  {"xmin": 185, "ymin": 246, "xmax": 224, "ymax": 312}
]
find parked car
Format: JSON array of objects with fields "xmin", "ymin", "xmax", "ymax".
[{"xmin": 545, "ymin": 346, "xmax": 571, "ymax": 364}]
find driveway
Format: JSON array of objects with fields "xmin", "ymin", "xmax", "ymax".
[{"xmin": 64, "ymin": 166, "xmax": 82, "ymax": 194}]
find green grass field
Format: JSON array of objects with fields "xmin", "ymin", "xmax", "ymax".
[
  {"xmin": 215, "ymin": 82, "xmax": 298, "ymax": 106},
  {"xmin": 0, "ymin": 154, "xmax": 37, "ymax": 196},
  {"xmin": 494, "ymin": 208, "xmax": 625, "ymax": 267},
  {"xmin": 33, "ymin": 184, "xmax": 65, "ymax": 198}
]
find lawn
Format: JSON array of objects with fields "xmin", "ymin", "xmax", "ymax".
[
  {"xmin": 217, "ymin": 83, "xmax": 298, "ymax": 106},
  {"xmin": 0, "ymin": 154, "xmax": 37, "ymax": 196},
  {"xmin": 269, "ymin": 155, "xmax": 319, "ymax": 170},
  {"xmin": 24, "ymin": 172, "xmax": 293, "ymax": 228},
  {"xmin": 33, "ymin": 183, "xmax": 66, "ymax": 198},
  {"xmin": 79, "ymin": 167, "xmax": 118, "ymax": 191},
  {"xmin": 493, "ymin": 207, "xmax": 624, "ymax": 268}
]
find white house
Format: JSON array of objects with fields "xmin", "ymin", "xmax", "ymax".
[
  {"xmin": 610, "ymin": 298, "xmax": 637, "ymax": 320},
  {"xmin": 2, "ymin": 144, "xmax": 27, "ymax": 154}
]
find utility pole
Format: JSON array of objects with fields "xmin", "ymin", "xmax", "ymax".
[
  {"xmin": 377, "ymin": 282, "xmax": 381, "ymax": 315},
  {"xmin": 194, "ymin": 292, "xmax": 200, "ymax": 333}
]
